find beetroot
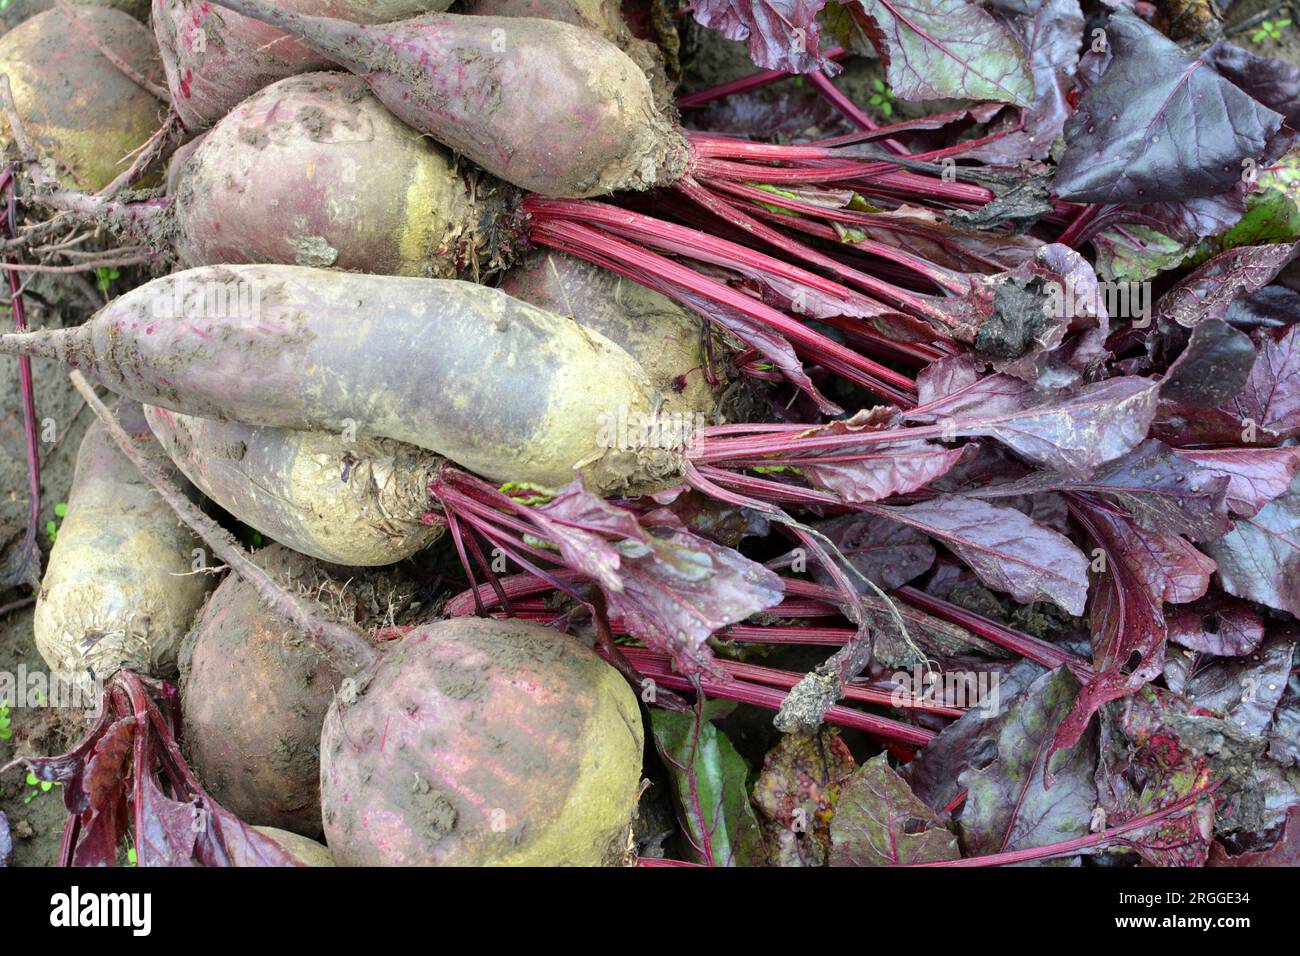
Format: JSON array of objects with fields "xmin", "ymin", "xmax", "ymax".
[
  {"xmin": 0, "ymin": 264, "xmax": 666, "ymax": 492},
  {"xmin": 0, "ymin": 7, "xmax": 165, "ymax": 188},
  {"xmin": 152, "ymin": 0, "xmax": 453, "ymax": 130},
  {"xmin": 168, "ymin": 72, "xmax": 497, "ymax": 278},
  {"xmin": 205, "ymin": 0, "xmax": 685, "ymax": 197},
  {"xmin": 181, "ymin": 544, "xmax": 414, "ymax": 837},
  {"xmin": 144, "ymin": 404, "xmax": 445, "ymax": 567},
  {"xmin": 33, "ymin": 402, "xmax": 212, "ymax": 686},
  {"xmin": 320, "ymin": 617, "xmax": 643, "ymax": 865}
]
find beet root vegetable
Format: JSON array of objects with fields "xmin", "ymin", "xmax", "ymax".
[
  {"xmin": 0, "ymin": 7, "xmax": 165, "ymax": 188},
  {"xmin": 320, "ymin": 617, "xmax": 643, "ymax": 866},
  {"xmin": 181, "ymin": 545, "xmax": 411, "ymax": 836},
  {"xmin": 144, "ymin": 405, "xmax": 445, "ymax": 566},
  {"xmin": 459, "ymin": 0, "xmax": 675, "ymax": 108},
  {"xmin": 169, "ymin": 72, "xmax": 500, "ymax": 278},
  {"xmin": 33, "ymin": 402, "xmax": 212, "ymax": 684},
  {"xmin": 0, "ymin": 1, "xmax": 149, "ymax": 32},
  {"xmin": 0, "ymin": 264, "xmax": 668, "ymax": 492},
  {"xmin": 206, "ymin": 1, "xmax": 686, "ymax": 198},
  {"xmin": 500, "ymin": 250, "xmax": 723, "ymax": 418},
  {"xmin": 152, "ymin": 0, "xmax": 454, "ymax": 130},
  {"xmin": 251, "ymin": 828, "xmax": 334, "ymax": 866}
]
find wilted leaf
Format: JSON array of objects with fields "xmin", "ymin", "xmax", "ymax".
[
  {"xmin": 650, "ymin": 702, "xmax": 768, "ymax": 866},
  {"xmin": 1173, "ymin": 447, "xmax": 1300, "ymax": 518},
  {"xmin": 977, "ymin": 243, "xmax": 1112, "ymax": 390},
  {"xmin": 963, "ymin": 0, "xmax": 1082, "ymax": 166},
  {"xmin": 534, "ymin": 485, "xmax": 785, "ymax": 676},
  {"xmin": 1154, "ymin": 242, "xmax": 1299, "ymax": 329},
  {"xmin": 1052, "ymin": 499, "xmax": 1216, "ymax": 754},
  {"xmin": 959, "ymin": 667, "xmax": 1099, "ymax": 858},
  {"xmin": 1203, "ymin": 42, "xmax": 1300, "ymax": 129},
  {"xmin": 645, "ymin": 488, "xmax": 771, "ymax": 548},
  {"xmin": 902, "ymin": 660, "xmax": 1047, "ymax": 811},
  {"xmin": 8, "ymin": 671, "xmax": 304, "ymax": 867},
  {"xmin": 1166, "ymin": 595, "xmax": 1265, "ymax": 657},
  {"xmin": 1055, "ymin": 12, "xmax": 1285, "ymax": 204},
  {"xmin": 866, "ymin": 495, "xmax": 1090, "ymax": 613},
  {"xmin": 844, "ymin": 203, "xmax": 1044, "ymax": 274},
  {"xmin": 752, "ymin": 729, "xmax": 856, "ymax": 866},
  {"xmin": 972, "ymin": 440, "xmax": 1233, "ymax": 542},
  {"xmin": 802, "ymin": 437, "xmax": 971, "ymax": 504},
  {"xmin": 1227, "ymin": 285, "xmax": 1300, "ymax": 329},
  {"xmin": 915, "ymin": 353, "xmax": 981, "ymax": 405},
  {"xmin": 1093, "ymin": 225, "xmax": 1195, "ymax": 283},
  {"xmin": 1160, "ymin": 319, "xmax": 1257, "ymax": 410},
  {"xmin": 1095, "ymin": 697, "xmax": 1222, "ymax": 866},
  {"xmin": 829, "ymin": 754, "xmax": 961, "ymax": 865},
  {"xmin": 1172, "ymin": 634, "xmax": 1295, "ymax": 736},
  {"xmin": 135, "ymin": 776, "xmax": 200, "ymax": 867},
  {"xmin": 1210, "ymin": 806, "xmax": 1300, "ymax": 866},
  {"xmin": 1230, "ymin": 325, "xmax": 1300, "ymax": 443},
  {"xmin": 842, "ymin": 0, "xmax": 1035, "ymax": 106},
  {"xmin": 815, "ymin": 513, "xmax": 936, "ymax": 590},
  {"xmin": 72, "ymin": 716, "xmax": 135, "ymax": 867},
  {"xmin": 1267, "ymin": 655, "xmax": 1300, "ymax": 768},
  {"xmin": 1153, "ymin": 324, "xmax": 1300, "ymax": 445}
]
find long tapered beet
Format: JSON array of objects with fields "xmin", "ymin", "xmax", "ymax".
[
  {"xmin": 320, "ymin": 617, "xmax": 644, "ymax": 866},
  {"xmin": 153, "ymin": 0, "xmax": 453, "ymax": 130},
  {"xmin": 207, "ymin": 0, "xmax": 686, "ymax": 197},
  {"xmin": 0, "ymin": 264, "xmax": 661, "ymax": 491},
  {"xmin": 34, "ymin": 402, "xmax": 212, "ymax": 685}
]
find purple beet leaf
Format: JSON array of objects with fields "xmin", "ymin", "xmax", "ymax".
[{"xmin": 1055, "ymin": 12, "xmax": 1286, "ymax": 204}]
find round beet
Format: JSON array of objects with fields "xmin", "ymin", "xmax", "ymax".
[
  {"xmin": 0, "ymin": 7, "xmax": 164, "ymax": 188},
  {"xmin": 170, "ymin": 72, "xmax": 494, "ymax": 278},
  {"xmin": 181, "ymin": 545, "xmax": 412, "ymax": 837},
  {"xmin": 320, "ymin": 617, "xmax": 643, "ymax": 866}
]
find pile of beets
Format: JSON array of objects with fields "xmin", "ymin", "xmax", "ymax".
[{"xmin": 0, "ymin": 0, "xmax": 1297, "ymax": 867}]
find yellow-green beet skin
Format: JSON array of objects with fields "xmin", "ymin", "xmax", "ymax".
[
  {"xmin": 0, "ymin": 7, "xmax": 164, "ymax": 188},
  {"xmin": 320, "ymin": 618, "xmax": 643, "ymax": 866},
  {"xmin": 34, "ymin": 404, "xmax": 212, "ymax": 684},
  {"xmin": 145, "ymin": 406, "xmax": 444, "ymax": 566}
]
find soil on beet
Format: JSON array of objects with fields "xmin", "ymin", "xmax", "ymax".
[{"xmin": 0, "ymin": 278, "xmax": 106, "ymax": 867}]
